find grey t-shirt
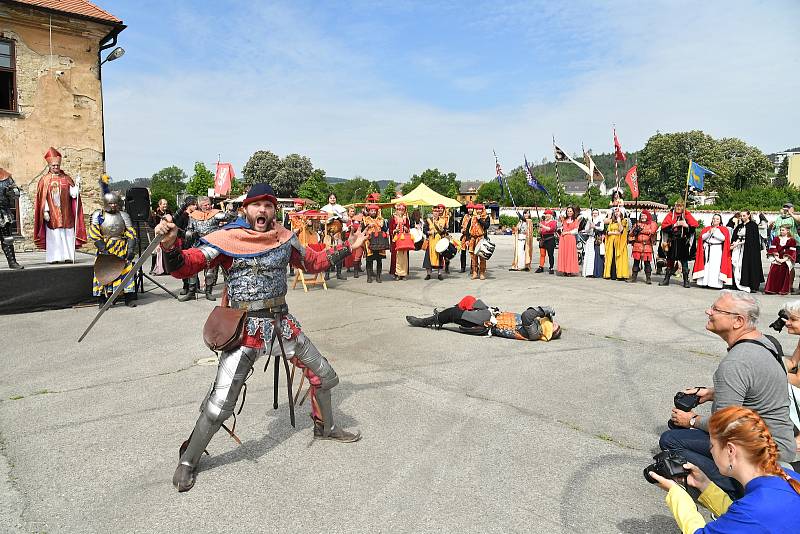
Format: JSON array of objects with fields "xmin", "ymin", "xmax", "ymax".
[{"xmin": 701, "ymin": 335, "xmax": 796, "ymax": 461}]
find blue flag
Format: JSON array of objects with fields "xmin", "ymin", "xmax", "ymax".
[
  {"xmin": 687, "ymin": 160, "xmax": 715, "ymax": 191},
  {"xmin": 524, "ymin": 156, "xmax": 549, "ymax": 197}
]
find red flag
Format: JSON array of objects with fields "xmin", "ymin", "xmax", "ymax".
[
  {"xmin": 625, "ymin": 165, "xmax": 639, "ymax": 199},
  {"xmin": 214, "ymin": 162, "xmax": 235, "ymax": 196},
  {"xmin": 614, "ymin": 130, "xmax": 626, "ymax": 162}
]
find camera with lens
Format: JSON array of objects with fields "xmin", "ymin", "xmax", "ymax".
[
  {"xmin": 674, "ymin": 391, "xmax": 700, "ymax": 412},
  {"xmin": 770, "ymin": 309, "xmax": 789, "ymax": 332},
  {"xmin": 643, "ymin": 450, "xmax": 690, "ymax": 485}
]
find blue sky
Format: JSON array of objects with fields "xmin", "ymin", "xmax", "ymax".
[{"xmin": 99, "ymin": 0, "xmax": 800, "ymax": 183}]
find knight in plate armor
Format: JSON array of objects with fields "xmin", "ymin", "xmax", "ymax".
[
  {"xmin": 181, "ymin": 196, "xmax": 233, "ymax": 301},
  {"xmin": 0, "ymin": 168, "xmax": 22, "ymax": 269},
  {"xmin": 154, "ymin": 183, "xmax": 367, "ymax": 493},
  {"xmin": 87, "ymin": 175, "xmax": 138, "ymax": 307}
]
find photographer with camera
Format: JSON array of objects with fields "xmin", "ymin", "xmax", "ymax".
[
  {"xmin": 772, "ymin": 301, "xmax": 800, "ymax": 455},
  {"xmin": 650, "ymin": 406, "xmax": 800, "ymax": 533},
  {"xmin": 659, "ymin": 291, "xmax": 796, "ymax": 497}
]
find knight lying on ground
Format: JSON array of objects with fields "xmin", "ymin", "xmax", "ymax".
[
  {"xmin": 154, "ymin": 183, "xmax": 367, "ymax": 493},
  {"xmin": 406, "ymin": 295, "xmax": 562, "ymax": 341}
]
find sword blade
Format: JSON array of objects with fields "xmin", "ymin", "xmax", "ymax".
[{"xmin": 78, "ymin": 233, "xmax": 165, "ymax": 342}]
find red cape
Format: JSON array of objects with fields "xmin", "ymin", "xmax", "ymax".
[
  {"xmin": 661, "ymin": 209, "xmax": 698, "ymax": 229},
  {"xmin": 692, "ymin": 225, "xmax": 732, "ymax": 284},
  {"xmin": 33, "ymin": 173, "xmax": 87, "ymax": 250}
]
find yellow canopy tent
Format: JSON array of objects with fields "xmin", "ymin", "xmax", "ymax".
[{"xmin": 390, "ymin": 183, "xmax": 461, "ymax": 208}]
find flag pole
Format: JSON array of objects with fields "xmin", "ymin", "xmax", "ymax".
[
  {"xmin": 524, "ymin": 156, "xmax": 542, "ymax": 222},
  {"xmin": 613, "ymin": 125, "xmax": 620, "ymax": 191},
  {"xmin": 552, "ymin": 135, "xmax": 563, "ymax": 211}
]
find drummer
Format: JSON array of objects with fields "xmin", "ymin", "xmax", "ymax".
[
  {"xmin": 423, "ymin": 204, "xmax": 450, "ymax": 280},
  {"xmin": 464, "ymin": 203, "xmax": 491, "ymax": 280}
]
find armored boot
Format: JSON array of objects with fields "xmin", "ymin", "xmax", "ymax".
[
  {"xmin": 683, "ymin": 270, "xmax": 690, "ymax": 288},
  {"xmin": 659, "ymin": 269, "xmax": 672, "ymax": 286},
  {"xmin": 375, "ymin": 260, "xmax": 382, "ymax": 283},
  {"xmin": 406, "ymin": 310, "xmax": 441, "ymax": 328},
  {"xmin": 626, "ymin": 271, "xmax": 639, "ymax": 284},
  {"xmin": 2, "ymin": 240, "xmax": 22, "ymax": 269},
  {"xmin": 204, "ymin": 285, "xmax": 216, "ymax": 301},
  {"xmin": 479, "ymin": 258, "xmax": 487, "ymax": 280},
  {"xmin": 313, "ymin": 389, "xmax": 361, "ymax": 443}
]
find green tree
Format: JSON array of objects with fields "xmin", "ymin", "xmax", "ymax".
[
  {"xmin": 186, "ymin": 162, "xmax": 215, "ymax": 196},
  {"xmin": 402, "ymin": 168, "xmax": 460, "ymax": 198},
  {"xmin": 296, "ymin": 169, "xmax": 331, "ymax": 205},
  {"xmin": 275, "ymin": 153, "xmax": 314, "ymax": 197},
  {"xmin": 242, "ymin": 150, "xmax": 281, "ymax": 188},
  {"xmin": 150, "ymin": 165, "xmax": 186, "ymax": 211},
  {"xmin": 332, "ymin": 176, "xmax": 376, "ymax": 204},
  {"xmin": 380, "ymin": 181, "xmax": 397, "ymax": 203},
  {"xmin": 775, "ymin": 157, "xmax": 790, "ymax": 187}
]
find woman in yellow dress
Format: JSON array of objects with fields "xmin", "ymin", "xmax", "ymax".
[{"xmin": 603, "ymin": 207, "xmax": 630, "ymax": 280}]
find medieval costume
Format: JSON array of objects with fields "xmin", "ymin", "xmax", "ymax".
[
  {"xmin": 389, "ymin": 203, "xmax": 413, "ymax": 280},
  {"xmin": 405, "ymin": 295, "xmax": 561, "ymax": 341},
  {"xmin": 658, "ymin": 203, "xmax": 698, "ymax": 288},
  {"xmin": 345, "ymin": 208, "xmax": 363, "ymax": 278},
  {"xmin": 731, "ymin": 216, "xmax": 764, "ymax": 293},
  {"xmin": 463, "ymin": 204, "xmax": 490, "ymax": 280},
  {"xmin": 323, "ymin": 215, "xmax": 348, "ymax": 281},
  {"xmin": 511, "ymin": 211, "xmax": 534, "ymax": 271},
  {"xmin": 692, "ymin": 220, "xmax": 732, "ymax": 289},
  {"xmin": 87, "ymin": 176, "xmax": 137, "ymax": 307},
  {"xmin": 535, "ymin": 210, "xmax": 557, "ymax": 274},
  {"xmin": 363, "ymin": 205, "xmax": 388, "ymax": 283},
  {"xmin": 582, "ymin": 210, "xmax": 604, "ymax": 278},
  {"xmin": 764, "ymin": 231, "xmax": 796, "ymax": 295},
  {"xmin": 603, "ymin": 211, "xmax": 630, "ymax": 281},
  {"xmin": 147, "ymin": 201, "xmax": 172, "ymax": 275},
  {"xmin": 320, "ymin": 194, "xmax": 348, "ymax": 222},
  {"xmin": 160, "ymin": 184, "xmax": 361, "ymax": 493},
  {"xmin": 627, "ymin": 211, "xmax": 659, "ymax": 284},
  {"xmin": 423, "ymin": 205, "xmax": 450, "ymax": 280},
  {"xmin": 183, "ymin": 201, "xmax": 230, "ymax": 301},
  {"xmin": 173, "ymin": 196, "xmax": 198, "ymax": 297},
  {"xmin": 0, "ymin": 168, "xmax": 22, "ymax": 269},
  {"xmin": 33, "ymin": 147, "xmax": 86, "ymax": 262},
  {"xmin": 557, "ymin": 208, "xmax": 580, "ymax": 276}
]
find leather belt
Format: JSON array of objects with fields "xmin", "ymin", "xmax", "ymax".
[{"xmin": 230, "ymin": 296, "xmax": 286, "ymax": 312}]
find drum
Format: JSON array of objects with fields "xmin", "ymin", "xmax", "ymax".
[
  {"xmin": 435, "ymin": 236, "xmax": 458, "ymax": 260},
  {"xmin": 410, "ymin": 228, "xmax": 424, "ymax": 251},
  {"xmin": 476, "ymin": 238, "xmax": 496, "ymax": 260}
]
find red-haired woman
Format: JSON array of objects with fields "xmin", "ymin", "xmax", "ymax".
[{"xmin": 650, "ymin": 406, "xmax": 800, "ymax": 533}]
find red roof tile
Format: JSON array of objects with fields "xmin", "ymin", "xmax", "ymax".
[{"xmin": 10, "ymin": 0, "xmax": 122, "ymax": 25}]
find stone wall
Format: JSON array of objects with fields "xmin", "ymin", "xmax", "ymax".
[{"xmin": 0, "ymin": 4, "xmax": 115, "ymax": 249}]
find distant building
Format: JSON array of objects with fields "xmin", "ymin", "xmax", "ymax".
[
  {"xmin": 773, "ymin": 151, "xmax": 800, "ymax": 174},
  {"xmin": 457, "ymin": 180, "xmax": 483, "ymax": 205},
  {"xmin": 0, "ymin": 0, "xmax": 125, "ymax": 243},
  {"xmin": 562, "ymin": 182, "xmax": 588, "ymax": 196}
]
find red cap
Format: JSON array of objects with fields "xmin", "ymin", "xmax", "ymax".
[
  {"xmin": 458, "ymin": 295, "xmax": 477, "ymax": 311},
  {"xmin": 366, "ymin": 203, "xmax": 380, "ymax": 210},
  {"xmin": 293, "ymin": 198, "xmax": 306, "ymax": 206},
  {"xmin": 474, "ymin": 204, "xmax": 485, "ymax": 210},
  {"xmin": 544, "ymin": 209, "xmax": 554, "ymax": 215},
  {"xmin": 44, "ymin": 147, "xmax": 62, "ymax": 165},
  {"xmin": 466, "ymin": 202, "xmax": 475, "ymax": 209},
  {"xmin": 436, "ymin": 203, "xmax": 445, "ymax": 209},
  {"xmin": 0, "ymin": 168, "xmax": 9, "ymax": 180}
]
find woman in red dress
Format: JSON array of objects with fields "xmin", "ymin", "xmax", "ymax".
[
  {"xmin": 557, "ymin": 206, "xmax": 580, "ymax": 276},
  {"xmin": 764, "ymin": 224, "xmax": 797, "ymax": 295}
]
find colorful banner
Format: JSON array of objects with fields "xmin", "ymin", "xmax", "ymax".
[
  {"xmin": 625, "ymin": 165, "xmax": 639, "ymax": 199},
  {"xmin": 214, "ymin": 162, "xmax": 235, "ymax": 196}
]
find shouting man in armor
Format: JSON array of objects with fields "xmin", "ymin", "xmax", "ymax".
[
  {"xmin": 87, "ymin": 176, "xmax": 138, "ymax": 307},
  {"xmin": 154, "ymin": 183, "xmax": 366, "ymax": 493},
  {"xmin": 0, "ymin": 168, "xmax": 22, "ymax": 269}
]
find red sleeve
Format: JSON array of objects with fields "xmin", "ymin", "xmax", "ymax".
[
  {"xmin": 661, "ymin": 213, "xmax": 674, "ymax": 229},
  {"xmin": 788, "ymin": 238, "xmax": 797, "ymax": 262},
  {"xmin": 169, "ymin": 246, "xmax": 231, "ymax": 279},
  {"xmin": 290, "ymin": 244, "xmax": 332, "ymax": 274},
  {"xmin": 684, "ymin": 211, "xmax": 698, "ymax": 228}
]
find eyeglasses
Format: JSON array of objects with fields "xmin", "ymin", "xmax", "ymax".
[{"xmin": 707, "ymin": 305, "xmax": 742, "ymax": 318}]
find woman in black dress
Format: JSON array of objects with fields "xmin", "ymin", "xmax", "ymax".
[{"xmin": 730, "ymin": 210, "xmax": 764, "ymax": 293}]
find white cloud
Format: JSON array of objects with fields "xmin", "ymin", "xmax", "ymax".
[{"xmin": 103, "ymin": 1, "xmax": 800, "ymax": 183}]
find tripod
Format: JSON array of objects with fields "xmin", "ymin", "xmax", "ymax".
[{"xmin": 133, "ymin": 220, "xmax": 178, "ymax": 299}]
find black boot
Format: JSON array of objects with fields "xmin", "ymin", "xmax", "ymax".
[
  {"xmin": 645, "ymin": 271, "xmax": 652, "ymax": 285},
  {"xmin": 2, "ymin": 242, "xmax": 22, "ymax": 269},
  {"xmin": 375, "ymin": 261, "xmax": 382, "ymax": 283},
  {"xmin": 366, "ymin": 263, "xmax": 374, "ymax": 283},
  {"xmin": 535, "ymin": 266, "xmax": 544, "ymax": 273},
  {"xmin": 178, "ymin": 287, "xmax": 196, "ymax": 301},
  {"xmin": 354, "ymin": 264, "xmax": 360, "ymax": 278},
  {"xmin": 626, "ymin": 271, "xmax": 639, "ymax": 284},
  {"xmin": 659, "ymin": 270, "xmax": 672, "ymax": 286},
  {"xmin": 406, "ymin": 310, "xmax": 441, "ymax": 328},
  {"xmin": 180, "ymin": 279, "xmax": 189, "ymax": 295},
  {"xmin": 336, "ymin": 264, "xmax": 346, "ymax": 280},
  {"xmin": 204, "ymin": 285, "xmax": 216, "ymax": 301},
  {"xmin": 97, "ymin": 294, "xmax": 108, "ymax": 308},
  {"xmin": 124, "ymin": 293, "xmax": 137, "ymax": 308},
  {"xmin": 683, "ymin": 271, "xmax": 690, "ymax": 288}
]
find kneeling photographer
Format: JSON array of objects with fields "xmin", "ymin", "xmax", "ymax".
[
  {"xmin": 658, "ymin": 291, "xmax": 796, "ymax": 498},
  {"xmin": 650, "ymin": 406, "xmax": 800, "ymax": 533}
]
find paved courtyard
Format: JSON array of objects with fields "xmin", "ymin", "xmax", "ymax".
[{"xmin": 1, "ymin": 236, "xmax": 795, "ymax": 533}]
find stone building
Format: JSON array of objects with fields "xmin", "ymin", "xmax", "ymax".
[{"xmin": 0, "ymin": 0, "xmax": 124, "ymax": 248}]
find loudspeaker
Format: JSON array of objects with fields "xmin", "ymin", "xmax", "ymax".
[{"xmin": 125, "ymin": 187, "xmax": 151, "ymax": 222}]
